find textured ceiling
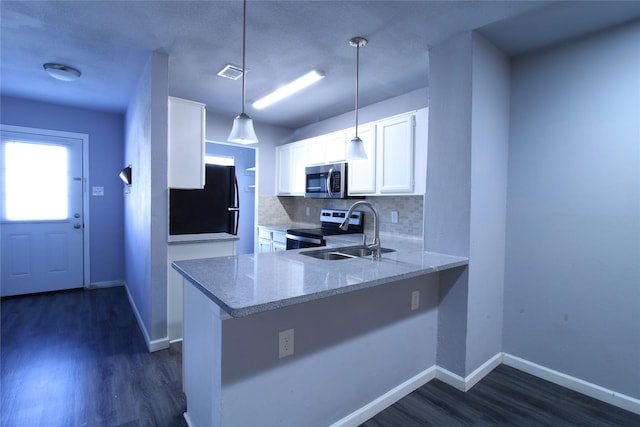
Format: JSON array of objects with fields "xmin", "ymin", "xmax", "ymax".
[{"xmin": 2, "ymin": 1, "xmax": 640, "ymax": 130}]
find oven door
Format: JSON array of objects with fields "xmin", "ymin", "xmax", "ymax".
[{"xmin": 285, "ymin": 233, "xmax": 324, "ymax": 250}]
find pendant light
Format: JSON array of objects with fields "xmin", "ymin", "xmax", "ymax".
[
  {"xmin": 346, "ymin": 36, "xmax": 368, "ymax": 160},
  {"xmin": 228, "ymin": 0, "xmax": 258, "ymax": 144}
]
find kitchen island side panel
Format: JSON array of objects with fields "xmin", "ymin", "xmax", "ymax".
[
  {"xmin": 184, "ymin": 273, "xmax": 439, "ymax": 427},
  {"xmin": 183, "ymin": 282, "xmax": 223, "ymax": 427}
]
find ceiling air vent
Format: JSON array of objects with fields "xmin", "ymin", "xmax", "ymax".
[{"xmin": 217, "ymin": 64, "xmax": 244, "ymax": 80}]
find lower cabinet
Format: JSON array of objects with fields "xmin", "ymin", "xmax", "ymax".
[
  {"xmin": 167, "ymin": 240, "xmax": 236, "ymax": 341},
  {"xmin": 258, "ymin": 227, "xmax": 287, "ymax": 252}
]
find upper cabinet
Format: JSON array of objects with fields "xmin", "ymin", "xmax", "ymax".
[
  {"xmin": 168, "ymin": 97, "xmax": 206, "ymax": 189},
  {"xmin": 276, "ymin": 109, "xmax": 427, "ymax": 197},
  {"xmin": 277, "ymin": 141, "xmax": 307, "ymax": 195},
  {"xmin": 377, "ymin": 113, "xmax": 415, "ymax": 194},
  {"xmin": 325, "ymin": 131, "xmax": 347, "ymax": 163},
  {"xmin": 346, "ymin": 124, "xmax": 376, "ymax": 194},
  {"xmin": 306, "ymin": 136, "xmax": 326, "ymax": 166}
]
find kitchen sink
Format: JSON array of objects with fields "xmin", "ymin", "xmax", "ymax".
[{"xmin": 301, "ymin": 245, "xmax": 394, "ymax": 260}]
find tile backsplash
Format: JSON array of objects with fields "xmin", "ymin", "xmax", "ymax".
[{"xmin": 259, "ymin": 195, "xmax": 423, "ymax": 238}]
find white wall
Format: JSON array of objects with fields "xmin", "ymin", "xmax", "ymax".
[{"xmin": 503, "ymin": 21, "xmax": 640, "ymax": 399}]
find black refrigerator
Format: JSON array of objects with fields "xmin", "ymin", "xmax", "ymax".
[{"xmin": 169, "ymin": 164, "xmax": 239, "ymax": 235}]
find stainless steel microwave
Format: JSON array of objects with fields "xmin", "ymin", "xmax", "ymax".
[{"xmin": 305, "ymin": 162, "xmax": 347, "ymax": 199}]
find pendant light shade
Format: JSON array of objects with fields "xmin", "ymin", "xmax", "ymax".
[
  {"xmin": 346, "ymin": 136, "xmax": 367, "ymax": 159},
  {"xmin": 228, "ymin": 112, "xmax": 258, "ymax": 144},
  {"xmin": 228, "ymin": 0, "xmax": 258, "ymax": 144},
  {"xmin": 346, "ymin": 36, "xmax": 368, "ymax": 160}
]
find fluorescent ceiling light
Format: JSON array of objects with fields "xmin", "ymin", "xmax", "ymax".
[{"xmin": 252, "ymin": 70, "xmax": 325, "ymax": 110}]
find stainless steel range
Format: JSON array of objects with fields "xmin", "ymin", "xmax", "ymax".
[{"xmin": 285, "ymin": 209, "xmax": 363, "ymax": 250}]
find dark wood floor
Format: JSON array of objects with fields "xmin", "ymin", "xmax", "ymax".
[
  {"xmin": 361, "ymin": 365, "xmax": 640, "ymax": 427},
  {"xmin": 2, "ymin": 287, "xmax": 639, "ymax": 427},
  {"xmin": 1, "ymin": 287, "xmax": 186, "ymax": 427}
]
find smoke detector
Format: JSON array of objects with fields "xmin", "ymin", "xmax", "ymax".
[{"xmin": 217, "ymin": 64, "xmax": 244, "ymax": 80}]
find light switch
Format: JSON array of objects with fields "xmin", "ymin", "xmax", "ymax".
[{"xmin": 92, "ymin": 186, "xmax": 104, "ymax": 196}]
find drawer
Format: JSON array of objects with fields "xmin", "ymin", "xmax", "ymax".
[
  {"xmin": 272, "ymin": 231, "xmax": 287, "ymax": 244},
  {"xmin": 258, "ymin": 228, "xmax": 272, "ymax": 240}
]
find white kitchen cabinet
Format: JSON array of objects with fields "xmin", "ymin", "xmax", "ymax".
[
  {"xmin": 347, "ymin": 124, "xmax": 377, "ymax": 195},
  {"xmin": 276, "ymin": 141, "xmax": 307, "ymax": 195},
  {"xmin": 377, "ymin": 113, "xmax": 415, "ymax": 194},
  {"xmin": 168, "ymin": 96, "xmax": 206, "ymax": 189},
  {"xmin": 167, "ymin": 239, "xmax": 235, "ymax": 341},
  {"xmin": 277, "ymin": 109, "xmax": 425, "ymax": 197},
  {"xmin": 258, "ymin": 227, "xmax": 287, "ymax": 252},
  {"xmin": 306, "ymin": 136, "xmax": 326, "ymax": 166},
  {"xmin": 258, "ymin": 234, "xmax": 272, "ymax": 253},
  {"xmin": 325, "ymin": 131, "xmax": 347, "ymax": 163},
  {"xmin": 272, "ymin": 232, "xmax": 287, "ymax": 251},
  {"xmin": 347, "ymin": 113, "xmax": 416, "ymax": 196},
  {"xmin": 276, "ymin": 144, "xmax": 292, "ymax": 194},
  {"xmin": 307, "ymin": 131, "xmax": 347, "ymax": 166}
]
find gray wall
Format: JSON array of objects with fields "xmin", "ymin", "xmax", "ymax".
[
  {"xmin": 504, "ymin": 21, "xmax": 640, "ymax": 399},
  {"xmin": 427, "ymin": 31, "xmax": 473, "ymax": 375},
  {"xmin": 291, "ymin": 87, "xmax": 428, "ymax": 144},
  {"xmin": 427, "ymin": 31, "xmax": 510, "ymax": 376},
  {"xmin": 466, "ymin": 34, "xmax": 509, "ymax": 373},
  {"xmin": 219, "ymin": 273, "xmax": 440, "ymax": 426},
  {"xmin": 0, "ymin": 96, "xmax": 125, "ymax": 285},
  {"xmin": 124, "ymin": 51, "xmax": 169, "ymax": 348}
]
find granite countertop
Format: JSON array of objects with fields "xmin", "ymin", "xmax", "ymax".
[
  {"xmin": 168, "ymin": 232, "xmax": 239, "ymax": 244},
  {"xmin": 172, "ymin": 235, "xmax": 468, "ymax": 318}
]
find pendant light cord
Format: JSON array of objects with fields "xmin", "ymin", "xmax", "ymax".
[
  {"xmin": 241, "ymin": 0, "xmax": 247, "ymax": 115},
  {"xmin": 354, "ymin": 42, "xmax": 360, "ymax": 138}
]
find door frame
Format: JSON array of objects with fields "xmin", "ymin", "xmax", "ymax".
[{"xmin": 1, "ymin": 124, "xmax": 91, "ymax": 288}]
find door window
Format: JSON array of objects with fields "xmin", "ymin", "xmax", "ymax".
[{"xmin": 3, "ymin": 141, "xmax": 69, "ymax": 221}]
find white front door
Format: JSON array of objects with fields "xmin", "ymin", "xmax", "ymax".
[{"xmin": 1, "ymin": 128, "xmax": 85, "ymax": 297}]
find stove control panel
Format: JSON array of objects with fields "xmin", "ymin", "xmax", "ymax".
[{"xmin": 320, "ymin": 209, "xmax": 363, "ymax": 226}]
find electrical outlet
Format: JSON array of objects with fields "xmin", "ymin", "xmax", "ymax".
[
  {"xmin": 306, "ymin": 207, "xmax": 311, "ymax": 216},
  {"xmin": 411, "ymin": 290, "xmax": 420, "ymax": 311},
  {"xmin": 279, "ymin": 328, "xmax": 294, "ymax": 358},
  {"xmin": 391, "ymin": 211, "xmax": 399, "ymax": 223}
]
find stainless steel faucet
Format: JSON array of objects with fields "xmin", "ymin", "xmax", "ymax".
[{"xmin": 340, "ymin": 200, "xmax": 381, "ymax": 259}]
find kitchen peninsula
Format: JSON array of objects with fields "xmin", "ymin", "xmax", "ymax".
[{"xmin": 173, "ymin": 238, "xmax": 467, "ymax": 427}]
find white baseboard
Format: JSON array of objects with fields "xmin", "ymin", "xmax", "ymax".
[
  {"xmin": 330, "ymin": 366, "xmax": 437, "ymax": 427},
  {"xmin": 330, "ymin": 351, "xmax": 640, "ymax": 425},
  {"xmin": 503, "ymin": 353, "xmax": 640, "ymax": 415},
  {"xmin": 123, "ymin": 283, "xmax": 170, "ymax": 353},
  {"xmin": 183, "ymin": 412, "xmax": 195, "ymax": 427},
  {"xmin": 437, "ymin": 352, "xmax": 503, "ymax": 392},
  {"xmin": 86, "ymin": 280, "xmax": 124, "ymax": 289}
]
